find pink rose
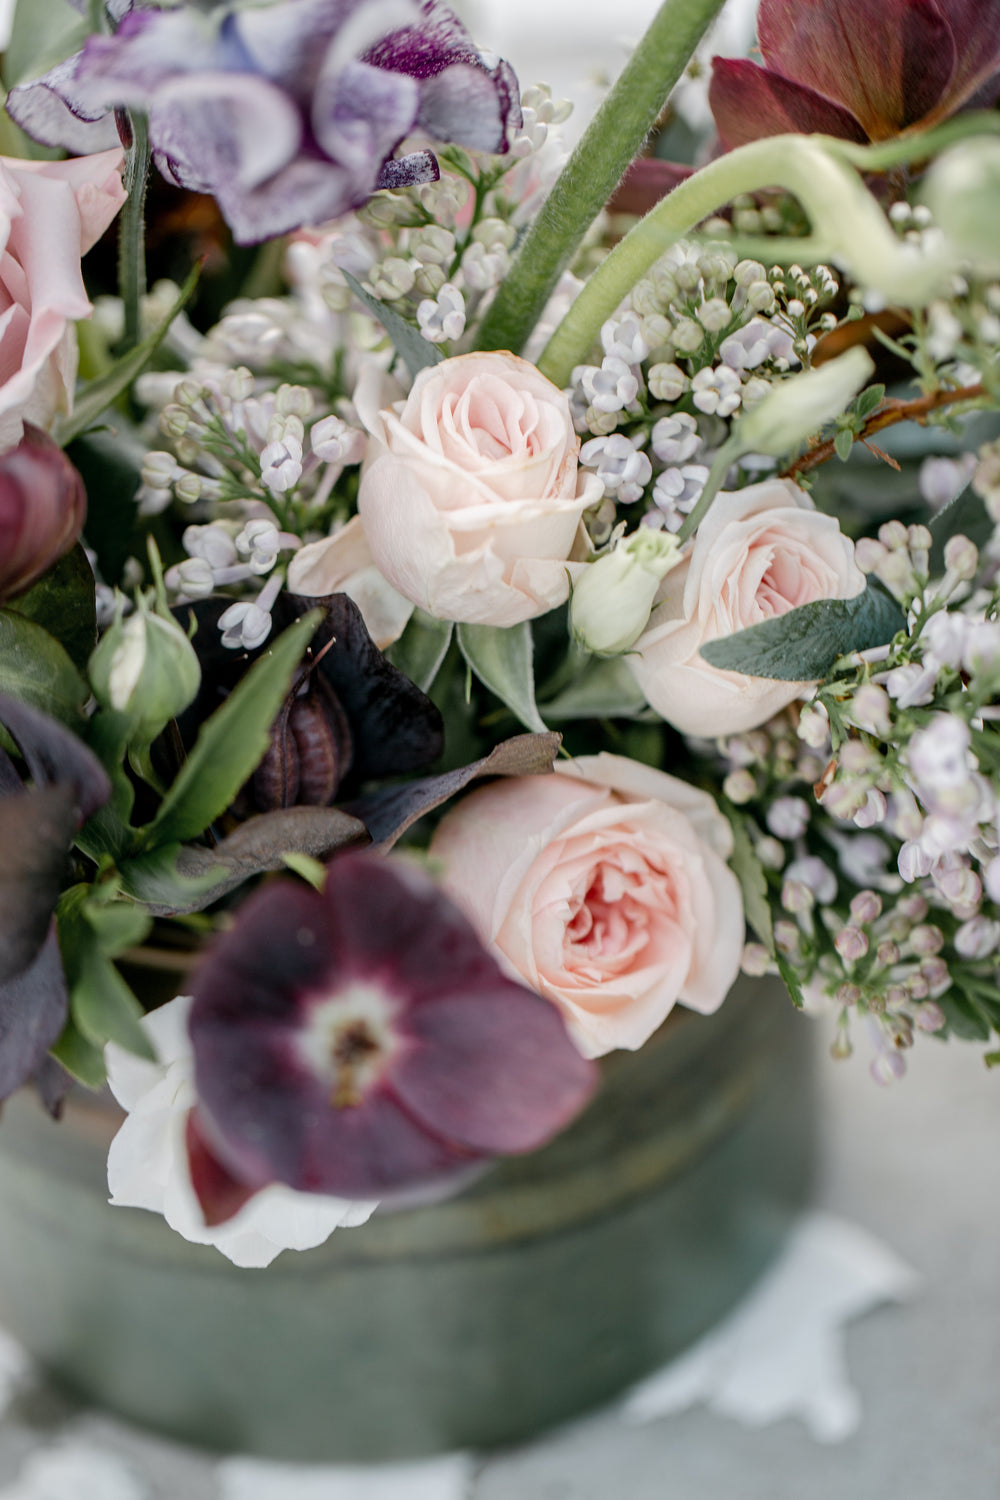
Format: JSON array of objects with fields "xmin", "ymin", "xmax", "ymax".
[
  {"xmin": 629, "ymin": 479, "xmax": 865, "ymax": 737},
  {"xmin": 429, "ymin": 752, "xmax": 744, "ymax": 1058},
  {"xmin": 0, "ymin": 149, "xmax": 126, "ymax": 451},
  {"xmin": 286, "ymin": 514, "xmax": 414, "ymax": 649},
  {"xmin": 357, "ymin": 351, "xmax": 601, "ymax": 626}
]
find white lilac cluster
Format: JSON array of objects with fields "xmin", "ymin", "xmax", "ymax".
[
  {"xmin": 568, "ymin": 246, "xmax": 841, "ymax": 536},
  {"xmin": 137, "ymin": 367, "xmax": 368, "ymax": 650}
]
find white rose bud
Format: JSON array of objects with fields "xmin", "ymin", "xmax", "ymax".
[
  {"xmin": 731, "ymin": 347, "xmax": 874, "ymax": 458},
  {"xmin": 571, "ymin": 529, "xmax": 681, "ymax": 656},
  {"xmin": 89, "ymin": 593, "xmax": 200, "ymax": 744}
]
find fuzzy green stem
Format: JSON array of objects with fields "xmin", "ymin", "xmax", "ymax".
[
  {"xmin": 536, "ymin": 132, "xmax": 956, "ymax": 388},
  {"xmin": 119, "ymin": 111, "xmax": 150, "ymax": 353},
  {"xmin": 472, "ymin": 0, "xmax": 727, "ymax": 357}
]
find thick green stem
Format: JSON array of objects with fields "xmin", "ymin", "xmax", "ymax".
[
  {"xmin": 473, "ymin": 0, "xmax": 727, "ymax": 357},
  {"xmin": 119, "ymin": 111, "xmax": 150, "ymax": 353},
  {"xmin": 536, "ymin": 133, "xmax": 958, "ymax": 388},
  {"xmin": 675, "ymin": 440, "xmax": 737, "ymax": 544}
]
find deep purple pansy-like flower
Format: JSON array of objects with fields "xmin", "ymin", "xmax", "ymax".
[
  {"xmin": 710, "ymin": 0, "xmax": 1000, "ymax": 149},
  {"xmin": 186, "ymin": 852, "xmax": 596, "ymax": 1213},
  {"xmin": 8, "ymin": 0, "xmax": 521, "ymax": 244}
]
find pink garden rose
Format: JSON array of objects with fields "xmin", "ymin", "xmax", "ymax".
[
  {"xmin": 429, "ymin": 752, "xmax": 744, "ymax": 1058},
  {"xmin": 286, "ymin": 513, "xmax": 414, "ymax": 649},
  {"xmin": 0, "ymin": 149, "xmax": 126, "ymax": 451},
  {"xmin": 357, "ymin": 351, "xmax": 601, "ymax": 626},
  {"xmin": 629, "ymin": 479, "xmax": 865, "ymax": 738}
]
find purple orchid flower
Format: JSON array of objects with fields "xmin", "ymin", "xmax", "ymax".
[
  {"xmin": 186, "ymin": 851, "xmax": 596, "ymax": 1214},
  {"xmin": 8, "ymin": 0, "xmax": 521, "ymax": 244},
  {"xmin": 710, "ymin": 0, "xmax": 1000, "ymax": 149}
]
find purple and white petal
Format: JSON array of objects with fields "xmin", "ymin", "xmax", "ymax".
[
  {"xmin": 149, "ymin": 72, "xmax": 302, "ymax": 193},
  {"xmin": 5, "ymin": 56, "xmax": 120, "ymax": 154},
  {"xmin": 312, "ymin": 57, "xmax": 419, "ymax": 171}
]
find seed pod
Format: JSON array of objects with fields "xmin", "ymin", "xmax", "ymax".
[{"xmin": 253, "ymin": 674, "xmax": 354, "ymax": 811}]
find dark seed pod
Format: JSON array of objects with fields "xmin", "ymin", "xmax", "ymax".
[{"xmin": 252, "ymin": 675, "xmax": 354, "ymax": 812}]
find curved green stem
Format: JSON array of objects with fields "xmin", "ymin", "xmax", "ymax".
[
  {"xmin": 536, "ymin": 132, "xmax": 958, "ymax": 388},
  {"xmin": 119, "ymin": 111, "xmax": 150, "ymax": 354},
  {"xmin": 473, "ymin": 0, "xmax": 727, "ymax": 357}
]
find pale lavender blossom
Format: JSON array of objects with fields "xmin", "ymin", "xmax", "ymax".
[
  {"xmin": 601, "ymin": 314, "xmax": 649, "ymax": 366},
  {"xmin": 581, "ymin": 358, "xmax": 640, "ymax": 415},
  {"xmin": 719, "ymin": 317, "xmax": 796, "ymax": 372},
  {"xmin": 650, "ymin": 464, "xmax": 708, "ymax": 530},
  {"xmin": 884, "ymin": 661, "xmax": 937, "ymax": 708},
  {"xmin": 650, "ymin": 413, "xmax": 702, "ymax": 466},
  {"xmin": 9, "ymin": 1, "xmax": 521, "ymax": 244},
  {"xmin": 784, "ymin": 855, "xmax": 837, "ymax": 904},
  {"xmin": 690, "ymin": 365, "xmax": 742, "ymax": 417},
  {"xmin": 580, "ymin": 434, "xmax": 652, "ymax": 503},
  {"xmin": 766, "ymin": 796, "xmax": 811, "ymax": 840}
]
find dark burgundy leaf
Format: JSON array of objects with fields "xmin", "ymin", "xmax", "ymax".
[
  {"xmin": 0, "ymin": 784, "xmax": 79, "ymax": 986},
  {"xmin": 349, "ymin": 731, "xmax": 561, "ymax": 847},
  {"xmin": 608, "ymin": 158, "xmax": 693, "ymax": 217},
  {"xmin": 0, "ymin": 925, "xmax": 69, "ymax": 1102},
  {"xmin": 0, "ymin": 695, "xmax": 111, "ymax": 824}
]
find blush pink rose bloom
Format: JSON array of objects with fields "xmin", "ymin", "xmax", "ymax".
[
  {"xmin": 356, "ymin": 351, "xmax": 601, "ymax": 626},
  {"xmin": 628, "ymin": 479, "xmax": 865, "ymax": 738},
  {"xmin": 429, "ymin": 752, "xmax": 744, "ymax": 1058},
  {"xmin": 0, "ymin": 149, "xmax": 126, "ymax": 451}
]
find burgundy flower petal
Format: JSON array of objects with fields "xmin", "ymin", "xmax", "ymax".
[
  {"xmin": 608, "ymin": 158, "xmax": 695, "ymax": 217},
  {"xmin": 312, "ymin": 58, "xmax": 420, "ymax": 173},
  {"xmin": 0, "ymin": 426, "xmax": 89, "ymax": 605},
  {"xmin": 364, "ymin": 0, "xmax": 521, "ymax": 151},
  {"xmin": 709, "ymin": 57, "xmax": 869, "ymax": 148},
  {"xmin": 189, "ymin": 855, "xmax": 596, "ymax": 1199},
  {"xmin": 0, "ymin": 925, "xmax": 69, "ymax": 1103},
  {"xmin": 5, "ymin": 57, "xmax": 121, "ymax": 155},
  {"xmin": 393, "ymin": 991, "xmax": 596, "ymax": 1155},
  {"xmin": 756, "ymin": 0, "xmax": 955, "ymax": 137},
  {"xmin": 185, "ymin": 1109, "xmax": 257, "ymax": 1227},
  {"xmin": 933, "ymin": 0, "xmax": 1000, "ymax": 116}
]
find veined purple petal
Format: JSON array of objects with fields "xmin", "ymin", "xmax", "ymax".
[
  {"xmin": 757, "ymin": 0, "xmax": 955, "ymax": 137},
  {"xmin": 5, "ymin": 56, "xmax": 121, "ymax": 154},
  {"xmin": 709, "ymin": 56, "xmax": 869, "ymax": 148},
  {"xmin": 364, "ymin": 0, "xmax": 521, "ymax": 151},
  {"xmin": 149, "ymin": 72, "xmax": 302, "ymax": 193},
  {"xmin": 312, "ymin": 57, "xmax": 419, "ymax": 172},
  {"xmin": 376, "ymin": 149, "xmax": 439, "ymax": 190},
  {"xmin": 236, "ymin": 0, "xmax": 421, "ymax": 99},
  {"xmin": 70, "ymin": 10, "xmax": 222, "ymax": 107}
]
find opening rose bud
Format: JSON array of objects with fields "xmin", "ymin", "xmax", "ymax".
[
  {"xmin": 0, "ymin": 426, "xmax": 87, "ymax": 604},
  {"xmin": 570, "ymin": 530, "xmax": 681, "ymax": 656},
  {"xmin": 730, "ymin": 348, "xmax": 875, "ymax": 460},
  {"xmin": 187, "ymin": 852, "xmax": 596, "ymax": 1207}
]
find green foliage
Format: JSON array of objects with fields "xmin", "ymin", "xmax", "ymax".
[
  {"xmin": 0, "ymin": 610, "xmax": 88, "ymax": 726},
  {"xmin": 342, "ymin": 270, "xmax": 443, "ymax": 378},
  {"xmin": 457, "ymin": 621, "xmax": 548, "ymax": 734},
  {"xmin": 386, "ymin": 610, "xmax": 453, "ymax": 692},
  {"xmin": 139, "ymin": 612, "xmax": 320, "ymax": 850},
  {"xmin": 7, "ymin": 545, "xmax": 97, "ymax": 676},
  {"xmin": 699, "ymin": 583, "xmax": 906, "ymax": 681}
]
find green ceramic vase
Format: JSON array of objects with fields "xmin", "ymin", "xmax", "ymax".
[{"xmin": 0, "ymin": 974, "xmax": 815, "ymax": 1461}]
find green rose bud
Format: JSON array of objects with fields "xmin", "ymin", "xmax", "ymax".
[
  {"xmin": 89, "ymin": 591, "xmax": 201, "ymax": 746},
  {"xmin": 731, "ymin": 347, "xmax": 874, "ymax": 459},
  {"xmin": 570, "ymin": 529, "xmax": 681, "ymax": 656},
  {"xmin": 921, "ymin": 139, "xmax": 1000, "ymax": 279}
]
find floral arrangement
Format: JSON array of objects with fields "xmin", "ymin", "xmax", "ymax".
[{"xmin": 0, "ymin": 0, "xmax": 998, "ymax": 1269}]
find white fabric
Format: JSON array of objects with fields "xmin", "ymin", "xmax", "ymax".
[
  {"xmin": 217, "ymin": 1454, "xmax": 474, "ymax": 1500},
  {"xmin": 621, "ymin": 1211, "xmax": 921, "ymax": 1442}
]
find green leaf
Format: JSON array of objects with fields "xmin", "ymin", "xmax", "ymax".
[
  {"xmin": 49, "ymin": 1018, "xmax": 106, "ymax": 1090},
  {"xmin": 456, "ymin": 621, "xmax": 549, "ymax": 734},
  {"xmin": 3, "ymin": 0, "xmax": 85, "ymax": 89},
  {"xmin": 834, "ymin": 428, "xmax": 854, "ymax": 463},
  {"xmin": 855, "ymin": 383, "xmax": 886, "ymax": 419},
  {"xmin": 72, "ymin": 942, "xmax": 154, "ymax": 1059},
  {"xmin": 0, "ymin": 610, "xmax": 88, "ymax": 725},
  {"xmin": 928, "ymin": 484, "xmax": 994, "ymax": 571},
  {"xmin": 938, "ymin": 990, "xmax": 991, "ymax": 1042},
  {"xmin": 723, "ymin": 806, "xmax": 773, "ymax": 952},
  {"xmin": 82, "ymin": 899, "xmax": 153, "ymax": 956},
  {"xmin": 117, "ymin": 843, "xmax": 234, "ymax": 915},
  {"xmin": 540, "ymin": 655, "xmax": 649, "ymax": 721},
  {"xmin": 281, "ymin": 852, "xmax": 328, "ymax": 890},
  {"xmin": 7, "ymin": 545, "xmax": 97, "ymax": 676},
  {"xmin": 75, "ymin": 710, "xmax": 137, "ymax": 863},
  {"xmin": 342, "ymin": 270, "xmax": 443, "ymax": 379},
  {"xmin": 776, "ymin": 951, "xmax": 806, "ymax": 1010},
  {"xmin": 699, "ymin": 582, "xmax": 906, "ymax": 682},
  {"xmin": 141, "ymin": 612, "xmax": 320, "ymax": 849},
  {"xmin": 386, "ymin": 610, "xmax": 453, "ymax": 692},
  {"xmin": 54, "ymin": 265, "xmax": 200, "ymax": 447}
]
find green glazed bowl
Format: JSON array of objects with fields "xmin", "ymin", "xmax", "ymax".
[{"xmin": 0, "ymin": 974, "xmax": 815, "ymax": 1461}]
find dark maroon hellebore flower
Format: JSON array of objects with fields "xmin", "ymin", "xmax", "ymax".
[
  {"xmin": 710, "ymin": 0, "xmax": 1000, "ymax": 150},
  {"xmin": 187, "ymin": 851, "xmax": 597, "ymax": 1212},
  {"xmin": 0, "ymin": 425, "xmax": 87, "ymax": 605}
]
